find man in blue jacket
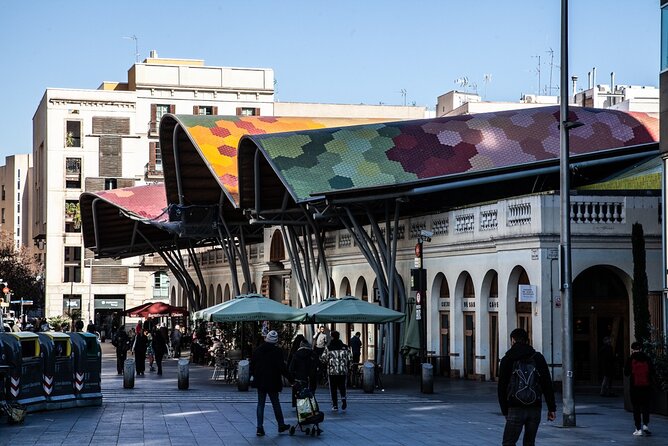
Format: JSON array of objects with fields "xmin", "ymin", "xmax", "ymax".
[
  {"xmin": 498, "ymin": 328, "xmax": 556, "ymax": 446},
  {"xmin": 250, "ymin": 330, "xmax": 293, "ymax": 437}
]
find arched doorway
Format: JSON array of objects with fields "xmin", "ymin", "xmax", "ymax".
[
  {"xmin": 573, "ymin": 266, "xmax": 629, "ymax": 385},
  {"xmin": 457, "ymin": 272, "xmax": 476, "ymax": 379},
  {"xmin": 224, "ymin": 284, "xmax": 231, "ymax": 302},
  {"xmin": 435, "ymin": 273, "xmax": 451, "ymax": 377},
  {"xmin": 216, "ymin": 284, "xmax": 223, "ymax": 305},
  {"xmin": 484, "ymin": 270, "xmax": 499, "ymax": 380}
]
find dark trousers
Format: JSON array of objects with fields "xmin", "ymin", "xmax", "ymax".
[
  {"xmin": 256, "ymin": 390, "xmax": 285, "ymax": 429},
  {"xmin": 630, "ymin": 386, "xmax": 651, "ymax": 429},
  {"xmin": 155, "ymin": 351, "xmax": 165, "ymax": 375},
  {"xmin": 135, "ymin": 351, "xmax": 146, "ymax": 374},
  {"xmin": 329, "ymin": 374, "xmax": 347, "ymax": 408},
  {"xmin": 116, "ymin": 350, "xmax": 127, "ymax": 374},
  {"xmin": 502, "ymin": 406, "xmax": 542, "ymax": 446}
]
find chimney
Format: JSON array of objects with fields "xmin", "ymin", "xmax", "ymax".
[
  {"xmin": 610, "ymin": 72, "xmax": 615, "ymax": 92},
  {"xmin": 149, "ymin": 50, "xmax": 158, "ymax": 59},
  {"xmin": 592, "ymin": 67, "xmax": 596, "ymax": 87},
  {"xmin": 571, "ymin": 76, "xmax": 578, "ymax": 104},
  {"xmin": 588, "ymin": 71, "xmax": 591, "ymax": 89}
]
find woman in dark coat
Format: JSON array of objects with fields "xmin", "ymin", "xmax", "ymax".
[
  {"xmin": 133, "ymin": 328, "xmax": 148, "ymax": 376},
  {"xmin": 289, "ymin": 339, "xmax": 317, "ymax": 406},
  {"xmin": 113, "ymin": 326, "xmax": 130, "ymax": 375},
  {"xmin": 152, "ymin": 327, "xmax": 168, "ymax": 376},
  {"xmin": 250, "ymin": 330, "xmax": 293, "ymax": 437}
]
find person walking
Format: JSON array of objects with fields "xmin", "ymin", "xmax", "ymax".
[
  {"xmin": 146, "ymin": 329, "xmax": 155, "ymax": 372},
  {"xmin": 624, "ymin": 341, "xmax": 654, "ymax": 436},
  {"xmin": 250, "ymin": 330, "xmax": 293, "ymax": 437},
  {"xmin": 321, "ymin": 330, "xmax": 351, "ymax": 412},
  {"xmin": 289, "ymin": 338, "xmax": 317, "ymax": 405},
  {"xmin": 171, "ymin": 324, "xmax": 182, "ymax": 358},
  {"xmin": 349, "ymin": 331, "xmax": 362, "ymax": 387},
  {"xmin": 133, "ymin": 327, "xmax": 148, "ymax": 376},
  {"xmin": 152, "ymin": 327, "xmax": 168, "ymax": 376},
  {"xmin": 599, "ymin": 336, "xmax": 616, "ymax": 396},
  {"xmin": 313, "ymin": 326, "xmax": 329, "ymax": 384},
  {"xmin": 498, "ymin": 328, "xmax": 556, "ymax": 446},
  {"xmin": 113, "ymin": 325, "xmax": 131, "ymax": 375}
]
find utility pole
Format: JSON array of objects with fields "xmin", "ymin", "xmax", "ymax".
[{"xmin": 560, "ymin": 0, "xmax": 577, "ymax": 427}]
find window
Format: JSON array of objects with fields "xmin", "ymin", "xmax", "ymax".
[
  {"xmin": 65, "ymin": 120, "xmax": 82, "ymax": 147},
  {"xmin": 16, "ymin": 216, "xmax": 19, "ymax": 226},
  {"xmin": 104, "ymin": 178, "xmax": 118, "ymax": 190},
  {"xmin": 1, "ymin": 185, "xmax": 4, "ymax": 200},
  {"xmin": 150, "ymin": 104, "xmax": 175, "ymax": 134},
  {"xmin": 17, "ymin": 203, "xmax": 20, "ymax": 213},
  {"xmin": 1, "ymin": 208, "xmax": 4, "ymax": 223},
  {"xmin": 65, "ymin": 200, "xmax": 81, "ymax": 233},
  {"xmin": 65, "ymin": 157, "xmax": 82, "ymax": 189},
  {"xmin": 155, "ymin": 144, "xmax": 162, "ymax": 171},
  {"xmin": 194, "ymin": 105, "xmax": 215, "ymax": 115},
  {"xmin": 64, "ymin": 246, "xmax": 82, "ymax": 282},
  {"xmin": 17, "ymin": 169, "xmax": 20, "ymax": 189},
  {"xmin": 236, "ymin": 107, "xmax": 260, "ymax": 117},
  {"xmin": 153, "ymin": 271, "xmax": 170, "ymax": 299}
]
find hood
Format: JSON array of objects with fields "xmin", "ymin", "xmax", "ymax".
[
  {"xmin": 329, "ymin": 339, "xmax": 345, "ymax": 350},
  {"xmin": 506, "ymin": 342, "xmax": 536, "ymax": 361},
  {"xmin": 295, "ymin": 347, "xmax": 313, "ymax": 359}
]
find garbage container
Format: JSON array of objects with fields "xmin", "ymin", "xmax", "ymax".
[
  {"xmin": 177, "ymin": 358, "xmax": 189, "ymax": 390},
  {"xmin": 0, "ymin": 332, "xmax": 46, "ymax": 412},
  {"xmin": 69, "ymin": 332, "xmax": 102, "ymax": 407},
  {"xmin": 37, "ymin": 332, "xmax": 76, "ymax": 409}
]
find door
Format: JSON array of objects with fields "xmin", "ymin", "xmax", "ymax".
[
  {"xmin": 463, "ymin": 312, "xmax": 476, "ymax": 379},
  {"xmin": 440, "ymin": 312, "xmax": 451, "ymax": 376},
  {"xmin": 489, "ymin": 313, "xmax": 499, "ymax": 380}
]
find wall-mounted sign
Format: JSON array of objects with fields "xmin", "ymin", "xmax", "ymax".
[
  {"xmin": 439, "ymin": 298, "xmax": 450, "ymax": 310},
  {"xmin": 518, "ymin": 284, "xmax": 537, "ymax": 303},
  {"xmin": 463, "ymin": 298, "xmax": 476, "ymax": 310},
  {"xmin": 488, "ymin": 298, "xmax": 499, "ymax": 312},
  {"xmin": 94, "ymin": 298, "xmax": 125, "ymax": 309}
]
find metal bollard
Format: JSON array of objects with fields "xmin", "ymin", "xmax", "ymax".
[
  {"xmin": 362, "ymin": 361, "xmax": 375, "ymax": 393},
  {"xmin": 123, "ymin": 358, "xmax": 135, "ymax": 389},
  {"xmin": 177, "ymin": 358, "xmax": 189, "ymax": 390},
  {"xmin": 421, "ymin": 363, "xmax": 434, "ymax": 394},
  {"xmin": 237, "ymin": 359, "xmax": 250, "ymax": 391}
]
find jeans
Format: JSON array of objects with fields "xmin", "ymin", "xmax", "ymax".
[
  {"xmin": 630, "ymin": 386, "xmax": 650, "ymax": 429},
  {"xmin": 256, "ymin": 390, "xmax": 285, "ymax": 429},
  {"xmin": 502, "ymin": 406, "xmax": 542, "ymax": 446}
]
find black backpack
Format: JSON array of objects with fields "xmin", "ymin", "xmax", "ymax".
[{"xmin": 508, "ymin": 354, "xmax": 542, "ymax": 405}]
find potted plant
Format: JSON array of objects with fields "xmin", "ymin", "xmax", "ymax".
[
  {"xmin": 65, "ymin": 202, "xmax": 81, "ymax": 229},
  {"xmin": 645, "ymin": 336, "xmax": 668, "ymax": 415}
]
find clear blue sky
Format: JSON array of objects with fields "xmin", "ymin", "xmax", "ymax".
[{"xmin": 0, "ymin": 0, "xmax": 659, "ymax": 160}]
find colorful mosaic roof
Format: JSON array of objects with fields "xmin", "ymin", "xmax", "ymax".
[
  {"xmin": 174, "ymin": 115, "xmax": 391, "ymax": 206},
  {"xmin": 241, "ymin": 106, "xmax": 658, "ymax": 202},
  {"xmin": 579, "ymin": 155, "xmax": 661, "ymax": 191},
  {"xmin": 91, "ymin": 184, "xmax": 168, "ymax": 221}
]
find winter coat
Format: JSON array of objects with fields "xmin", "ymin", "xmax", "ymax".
[
  {"xmin": 321, "ymin": 339, "xmax": 352, "ymax": 376},
  {"xmin": 250, "ymin": 342, "xmax": 292, "ymax": 393},
  {"xmin": 114, "ymin": 330, "xmax": 131, "ymax": 353},
  {"xmin": 289, "ymin": 346, "xmax": 317, "ymax": 382},
  {"xmin": 133, "ymin": 333, "xmax": 148, "ymax": 355},
  {"xmin": 152, "ymin": 330, "xmax": 168, "ymax": 355},
  {"xmin": 497, "ymin": 342, "xmax": 556, "ymax": 416}
]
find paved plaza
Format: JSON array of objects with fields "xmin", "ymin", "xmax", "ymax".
[{"xmin": 1, "ymin": 342, "xmax": 667, "ymax": 445}]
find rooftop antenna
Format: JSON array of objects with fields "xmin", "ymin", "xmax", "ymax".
[
  {"xmin": 532, "ymin": 55, "xmax": 541, "ymax": 96},
  {"xmin": 546, "ymin": 48, "xmax": 559, "ymax": 95},
  {"xmin": 122, "ymin": 35, "xmax": 140, "ymax": 63},
  {"xmin": 454, "ymin": 77, "xmax": 469, "ymax": 91},
  {"xmin": 400, "ymin": 89, "xmax": 407, "ymax": 106},
  {"xmin": 483, "ymin": 74, "xmax": 492, "ymax": 100}
]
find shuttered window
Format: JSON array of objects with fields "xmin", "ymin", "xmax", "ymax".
[
  {"xmin": 99, "ymin": 136, "xmax": 122, "ymax": 177},
  {"xmin": 92, "ymin": 117, "xmax": 130, "ymax": 135}
]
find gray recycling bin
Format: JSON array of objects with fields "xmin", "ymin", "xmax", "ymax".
[
  {"xmin": 0, "ymin": 332, "xmax": 46, "ymax": 412},
  {"xmin": 69, "ymin": 332, "xmax": 102, "ymax": 407},
  {"xmin": 38, "ymin": 332, "xmax": 76, "ymax": 409}
]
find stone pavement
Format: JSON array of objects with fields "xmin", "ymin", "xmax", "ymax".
[{"xmin": 1, "ymin": 341, "xmax": 667, "ymax": 445}]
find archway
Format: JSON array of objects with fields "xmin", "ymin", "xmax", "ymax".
[
  {"xmin": 482, "ymin": 270, "xmax": 499, "ymax": 380},
  {"xmin": 353, "ymin": 277, "xmax": 369, "ymax": 355},
  {"xmin": 433, "ymin": 272, "xmax": 451, "ymax": 376},
  {"xmin": 507, "ymin": 267, "xmax": 532, "ymax": 343},
  {"xmin": 573, "ymin": 265, "xmax": 629, "ymax": 384},
  {"xmin": 208, "ymin": 284, "xmax": 215, "ymax": 308},
  {"xmin": 216, "ymin": 284, "xmax": 223, "ymax": 305},
  {"xmin": 224, "ymin": 284, "xmax": 231, "ymax": 302}
]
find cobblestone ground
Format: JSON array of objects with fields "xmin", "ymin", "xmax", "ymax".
[{"xmin": 1, "ymin": 342, "xmax": 666, "ymax": 445}]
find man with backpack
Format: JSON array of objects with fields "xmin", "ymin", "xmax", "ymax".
[
  {"xmin": 624, "ymin": 341, "xmax": 653, "ymax": 436},
  {"xmin": 498, "ymin": 328, "xmax": 556, "ymax": 446}
]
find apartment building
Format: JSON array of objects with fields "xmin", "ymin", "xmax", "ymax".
[{"xmin": 0, "ymin": 154, "xmax": 33, "ymax": 249}]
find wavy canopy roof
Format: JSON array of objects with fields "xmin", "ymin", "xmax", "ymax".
[
  {"xmin": 80, "ymin": 183, "xmax": 198, "ymax": 259},
  {"xmin": 159, "ymin": 115, "xmax": 392, "ymax": 209},
  {"xmin": 238, "ymin": 106, "xmax": 658, "ymax": 207}
]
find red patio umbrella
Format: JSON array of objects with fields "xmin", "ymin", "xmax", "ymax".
[
  {"xmin": 128, "ymin": 302, "xmax": 188, "ymax": 318},
  {"xmin": 123, "ymin": 302, "xmax": 154, "ymax": 316}
]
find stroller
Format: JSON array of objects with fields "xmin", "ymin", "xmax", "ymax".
[{"xmin": 289, "ymin": 380, "xmax": 324, "ymax": 436}]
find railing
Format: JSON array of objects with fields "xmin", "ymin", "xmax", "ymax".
[
  {"xmin": 432, "ymin": 217, "xmax": 449, "ymax": 235},
  {"xmin": 455, "ymin": 213, "xmax": 475, "ymax": 233},
  {"xmin": 571, "ymin": 200, "xmax": 624, "ymax": 224},
  {"xmin": 507, "ymin": 202, "xmax": 532, "ymax": 226},
  {"xmin": 479, "ymin": 210, "xmax": 498, "ymax": 231}
]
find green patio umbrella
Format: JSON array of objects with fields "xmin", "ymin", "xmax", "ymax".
[
  {"xmin": 305, "ymin": 295, "xmax": 405, "ymax": 323},
  {"xmin": 193, "ymin": 300, "xmax": 233, "ymax": 321},
  {"xmin": 199, "ymin": 293, "xmax": 307, "ymax": 322},
  {"xmin": 400, "ymin": 296, "xmax": 421, "ymax": 357}
]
